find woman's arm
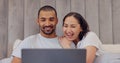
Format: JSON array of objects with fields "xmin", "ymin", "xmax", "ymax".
[
  {"xmin": 85, "ymin": 46, "xmax": 97, "ymax": 63},
  {"xmin": 58, "ymin": 36, "xmax": 72, "ymax": 49}
]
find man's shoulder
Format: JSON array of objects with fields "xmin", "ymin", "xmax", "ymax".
[{"xmin": 23, "ymin": 34, "xmax": 39, "ymax": 42}]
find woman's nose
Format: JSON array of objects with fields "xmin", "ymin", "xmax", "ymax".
[{"xmin": 66, "ymin": 27, "xmax": 72, "ymax": 33}]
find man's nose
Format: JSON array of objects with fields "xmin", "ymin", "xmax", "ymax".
[{"xmin": 45, "ymin": 20, "xmax": 50, "ymax": 26}]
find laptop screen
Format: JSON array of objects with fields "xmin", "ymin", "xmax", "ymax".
[{"xmin": 22, "ymin": 49, "xmax": 86, "ymax": 63}]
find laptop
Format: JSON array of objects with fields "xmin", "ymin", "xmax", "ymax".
[{"xmin": 22, "ymin": 49, "xmax": 86, "ymax": 63}]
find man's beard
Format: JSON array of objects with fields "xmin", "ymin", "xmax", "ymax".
[{"xmin": 40, "ymin": 25, "xmax": 55, "ymax": 35}]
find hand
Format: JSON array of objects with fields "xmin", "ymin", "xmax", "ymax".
[{"xmin": 58, "ymin": 36, "xmax": 72, "ymax": 49}]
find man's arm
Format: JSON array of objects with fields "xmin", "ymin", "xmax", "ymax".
[{"xmin": 11, "ymin": 56, "xmax": 21, "ymax": 63}]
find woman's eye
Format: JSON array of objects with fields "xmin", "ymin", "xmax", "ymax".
[
  {"xmin": 71, "ymin": 25, "xmax": 76, "ymax": 28},
  {"xmin": 63, "ymin": 25, "xmax": 68, "ymax": 27}
]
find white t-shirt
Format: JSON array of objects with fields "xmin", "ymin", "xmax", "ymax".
[
  {"xmin": 12, "ymin": 34, "xmax": 75, "ymax": 58},
  {"xmin": 77, "ymin": 31, "xmax": 104, "ymax": 56}
]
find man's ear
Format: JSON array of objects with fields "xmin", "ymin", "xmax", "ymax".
[
  {"xmin": 36, "ymin": 18, "xmax": 39, "ymax": 25},
  {"xmin": 56, "ymin": 18, "xmax": 58, "ymax": 24}
]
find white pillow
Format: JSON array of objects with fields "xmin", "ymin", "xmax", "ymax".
[
  {"xmin": 94, "ymin": 52, "xmax": 120, "ymax": 63},
  {"xmin": 0, "ymin": 39, "xmax": 22, "ymax": 63},
  {"xmin": 1, "ymin": 57, "xmax": 13, "ymax": 63},
  {"xmin": 102, "ymin": 44, "xmax": 120, "ymax": 53}
]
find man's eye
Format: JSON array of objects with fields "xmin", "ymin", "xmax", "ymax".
[
  {"xmin": 50, "ymin": 18, "xmax": 54, "ymax": 21},
  {"xmin": 40, "ymin": 19, "xmax": 45, "ymax": 22},
  {"xmin": 50, "ymin": 19, "xmax": 54, "ymax": 21}
]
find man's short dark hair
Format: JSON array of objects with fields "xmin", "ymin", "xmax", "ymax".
[{"xmin": 38, "ymin": 5, "xmax": 57, "ymax": 18}]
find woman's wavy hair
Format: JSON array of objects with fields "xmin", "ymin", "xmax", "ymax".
[{"xmin": 63, "ymin": 12, "xmax": 90, "ymax": 44}]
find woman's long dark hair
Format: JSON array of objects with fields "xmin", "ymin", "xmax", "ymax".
[{"xmin": 63, "ymin": 12, "xmax": 90, "ymax": 45}]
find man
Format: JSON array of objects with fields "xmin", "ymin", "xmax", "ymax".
[{"xmin": 11, "ymin": 5, "xmax": 62, "ymax": 63}]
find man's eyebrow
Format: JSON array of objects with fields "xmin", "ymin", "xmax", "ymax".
[
  {"xmin": 40, "ymin": 17, "xmax": 45, "ymax": 19},
  {"xmin": 50, "ymin": 17, "xmax": 55, "ymax": 19}
]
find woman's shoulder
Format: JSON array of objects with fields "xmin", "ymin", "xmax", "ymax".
[
  {"xmin": 87, "ymin": 31, "xmax": 97, "ymax": 35},
  {"xmin": 82, "ymin": 31, "xmax": 102, "ymax": 44},
  {"xmin": 85, "ymin": 31, "xmax": 98, "ymax": 38}
]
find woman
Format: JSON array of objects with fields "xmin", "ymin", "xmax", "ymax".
[{"xmin": 59, "ymin": 12, "xmax": 103, "ymax": 63}]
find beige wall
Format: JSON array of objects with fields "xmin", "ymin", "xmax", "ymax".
[{"xmin": 0, "ymin": 0, "xmax": 120, "ymax": 59}]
